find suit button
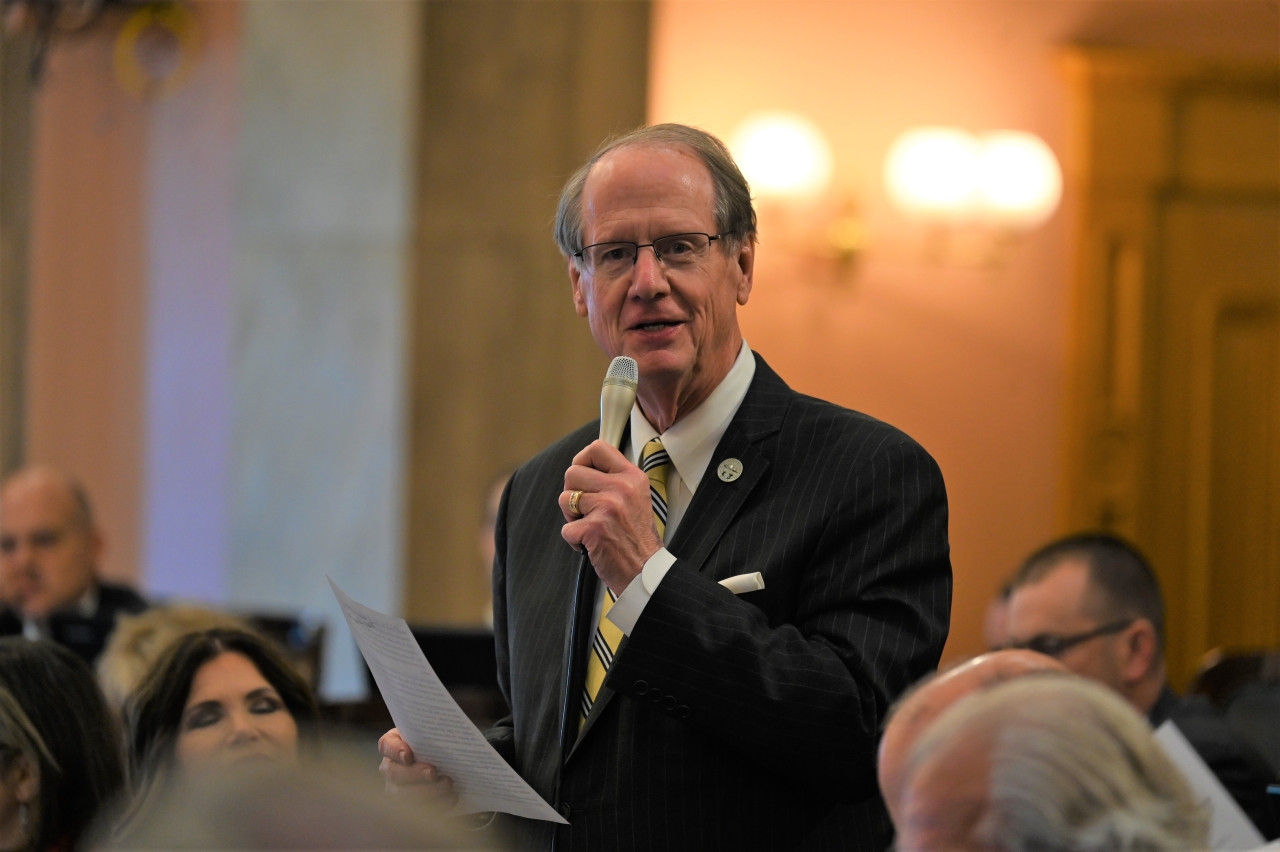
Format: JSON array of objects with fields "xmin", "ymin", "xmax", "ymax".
[
  {"xmin": 661, "ymin": 696, "xmax": 677, "ymax": 711},
  {"xmin": 647, "ymin": 688, "xmax": 662, "ymax": 703},
  {"xmin": 675, "ymin": 705, "xmax": 691, "ymax": 718},
  {"xmin": 558, "ymin": 802, "xmax": 572, "ymax": 820},
  {"xmin": 633, "ymin": 680, "xmax": 648, "ymax": 696}
]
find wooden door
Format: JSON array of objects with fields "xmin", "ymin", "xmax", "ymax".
[{"xmin": 1060, "ymin": 49, "xmax": 1280, "ymax": 685}]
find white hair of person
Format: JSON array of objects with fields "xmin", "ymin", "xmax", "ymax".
[{"xmin": 908, "ymin": 675, "xmax": 1209, "ymax": 852}]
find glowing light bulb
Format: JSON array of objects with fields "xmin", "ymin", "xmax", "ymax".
[
  {"xmin": 976, "ymin": 131, "xmax": 1062, "ymax": 227},
  {"xmin": 883, "ymin": 128, "xmax": 981, "ymax": 219},
  {"xmin": 731, "ymin": 113, "xmax": 833, "ymax": 198}
]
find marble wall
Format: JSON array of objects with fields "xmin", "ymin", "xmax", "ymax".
[{"xmin": 230, "ymin": 0, "xmax": 420, "ymax": 698}]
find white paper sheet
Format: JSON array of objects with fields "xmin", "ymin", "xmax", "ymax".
[
  {"xmin": 329, "ymin": 578, "xmax": 567, "ymax": 823},
  {"xmin": 1154, "ymin": 720, "xmax": 1264, "ymax": 850}
]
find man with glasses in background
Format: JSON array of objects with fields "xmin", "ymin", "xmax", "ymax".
[
  {"xmin": 380, "ymin": 123, "xmax": 952, "ymax": 851},
  {"xmin": 1003, "ymin": 532, "xmax": 1278, "ymax": 838}
]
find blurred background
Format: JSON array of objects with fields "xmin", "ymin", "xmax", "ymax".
[{"xmin": 0, "ymin": 0, "xmax": 1276, "ymax": 700}]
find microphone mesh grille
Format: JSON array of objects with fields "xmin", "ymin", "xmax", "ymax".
[{"xmin": 606, "ymin": 356, "xmax": 638, "ymax": 383}]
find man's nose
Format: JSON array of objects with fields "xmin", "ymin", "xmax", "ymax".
[
  {"xmin": 8, "ymin": 539, "xmax": 35, "ymax": 568},
  {"xmin": 629, "ymin": 246, "xmax": 669, "ymax": 300}
]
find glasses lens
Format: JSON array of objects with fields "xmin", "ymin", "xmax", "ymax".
[
  {"xmin": 1026, "ymin": 636, "xmax": 1067, "ymax": 657},
  {"xmin": 585, "ymin": 243, "xmax": 637, "ymax": 275},
  {"xmin": 653, "ymin": 234, "xmax": 710, "ymax": 266}
]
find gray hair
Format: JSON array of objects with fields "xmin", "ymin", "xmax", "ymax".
[
  {"xmin": 909, "ymin": 676, "xmax": 1209, "ymax": 852},
  {"xmin": 553, "ymin": 123, "xmax": 757, "ymax": 261}
]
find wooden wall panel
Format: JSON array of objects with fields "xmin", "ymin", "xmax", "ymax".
[
  {"xmin": 405, "ymin": 1, "xmax": 649, "ymax": 624},
  {"xmin": 0, "ymin": 36, "xmax": 32, "ymax": 476},
  {"xmin": 1061, "ymin": 49, "xmax": 1280, "ymax": 684}
]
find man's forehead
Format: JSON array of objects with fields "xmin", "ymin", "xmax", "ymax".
[
  {"xmin": 1008, "ymin": 558, "xmax": 1094, "ymax": 626},
  {"xmin": 583, "ymin": 146, "xmax": 713, "ymax": 213},
  {"xmin": 0, "ymin": 473, "xmax": 79, "ymax": 527}
]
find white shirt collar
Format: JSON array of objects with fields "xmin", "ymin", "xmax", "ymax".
[{"xmin": 628, "ymin": 340, "xmax": 756, "ymax": 492}]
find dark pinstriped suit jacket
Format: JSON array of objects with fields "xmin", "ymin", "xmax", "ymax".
[{"xmin": 487, "ymin": 354, "xmax": 951, "ymax": 851}]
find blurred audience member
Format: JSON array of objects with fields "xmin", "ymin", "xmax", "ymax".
[
  {"xmin": 0, "ymin": 689, "xmax": 45, "ymax": 852},
  {"xmin": 0, "ymin": 637, "xmax": 124, "ymax": 851},
  {"xmin": 97, "ymin": 605, "xmax": 247, "ymax": 718},
  {"xmin": 982, "ymin": 579, "xmax": 1014, "ymax": 650},
  {"xmin": 124, "ymin": 628, "xmax": 318, "ymax": 820},
  {"xmin": 477, "ymin": 471, "xmax": 511, "ymax": 628},
  {"xmin": 1004, "ymin": 532, "xmax": 1278, "ymax": 837},
  {"xmin": 878, "ymin": 649, "xmax": 1066, "ymax": 826},
  {"xmin": 897, "ymin": 675, "xmax": 1209, "ymax": 852},
  {"xmin": 0, "ymin": 467, "xmax": 147, "ymax": 664},
  {"xmin": 103, "ymin": 747, "xmax": 503, "ymax": 850}
]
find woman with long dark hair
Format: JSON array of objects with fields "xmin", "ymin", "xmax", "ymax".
[
  {"xmin": 0, "ymin": 638, "xmax": 124, "ymax": 852},
  {"xmin": 124, "ymin": 627, "xmax": 318, "ymax": 810}
]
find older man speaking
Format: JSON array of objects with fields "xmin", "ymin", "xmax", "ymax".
[{"xmin": 381, "ymin": 124, "xmax": 952, "ymax": 851}]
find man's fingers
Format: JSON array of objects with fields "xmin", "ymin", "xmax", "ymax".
[
  {"xmin": 570, "ymin": 439, "xmax": 634, "ymax": 474},
  {"xmin": 377, "ymin": 728, "xmax": 414, "ymax": 765}
]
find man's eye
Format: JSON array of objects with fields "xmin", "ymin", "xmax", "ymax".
[
  {"xmin": 663, "ymin": 239, "xmax": 695, "ymax": 256},
  {"xmin": 599, "ymin": 246, "xmax": 632, "ymax": 263},
  {"xmin": 31, "ymin": 530, "xmax": 61, "ymax": 548},
  {"xmin": 0, "ymin": 537, "xmax": 14, "ymax": 554}
]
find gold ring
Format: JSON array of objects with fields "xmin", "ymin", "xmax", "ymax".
[{"xmin": 568, "ymin": 490, "xmax": 583, "ymax": 517}]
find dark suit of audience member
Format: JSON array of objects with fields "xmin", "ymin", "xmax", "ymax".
[
  {"xmin": 0, "ymin": 581, "xmax": 147, "ymax": 664},
  {"xmin": 1005, "ymin": 533, "xmax": 1278, "ymax": 840},
  {"xmin": 380, "ymin": 125, "xmax": 952, "ymax": 852},
  {"xmin": 1149, "ymin": 686, "xmax": 1278, "ymax": 838},
  {"xmin": 0, "ymin": 467, "xmax": 148, "ymax": 665}
]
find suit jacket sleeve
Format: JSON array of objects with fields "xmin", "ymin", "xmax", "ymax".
[
  {"xmin": 602, "ymin": 436, "xmax": 951, "ymax": 802},
  {"xmin": 485, "ymin": 473, "xmax": 518, "ymax": 769}
]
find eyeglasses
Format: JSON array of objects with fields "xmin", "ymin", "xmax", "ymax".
[
  {"xmin": 1003, "ymin": 619, "xmax": 1135, "ymax": 658},
  {"xmin": 574, "ymin": 233, "xmax": 722, "ymax": 277}
]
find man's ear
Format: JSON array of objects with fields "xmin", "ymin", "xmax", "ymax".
[
  {"xmin": 569, "ymin": 259, "xmax": 589, "ymax": 318},
  {"xmin": 734, "ymin": 239, "xmax": 755, "ymax": 306},
  {"xmin": 1118, "ymin": 619, "xmax": 1159, "ymax": 684}
]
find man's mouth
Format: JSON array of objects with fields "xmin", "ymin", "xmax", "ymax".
[{"xmin": 631, "ymin": 320, "xmax": 682, "ymax": 332}]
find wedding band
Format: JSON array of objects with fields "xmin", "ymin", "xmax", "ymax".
[{"xmin": 568, "ymin": 490, "xmax": 583, "ymax": 517}]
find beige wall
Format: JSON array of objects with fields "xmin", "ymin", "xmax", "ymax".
[
  {"xmin": 649, "ymin": 0, "xmax": 1280, "ymax": 664},
  {"xmin": 26, "ymin": 21, "xmax": 149, "ymax": 585}
]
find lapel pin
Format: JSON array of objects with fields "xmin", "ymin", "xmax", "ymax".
[{"xmin": 717, "ymin": 458, "xmax": 743, "ymax": 482}]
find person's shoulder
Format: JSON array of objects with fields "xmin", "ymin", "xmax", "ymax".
[
  {"xmin": 752, "ymin": 357, "xmax": 935, "ymax": 466},
  {"xmin": 96, "ymin": 581, "xmax": 149, "ymax": 616}
]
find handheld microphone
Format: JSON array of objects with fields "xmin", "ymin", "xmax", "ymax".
[
  {"xmin": 555, "ymin": 355, "xmax": 639, "ymax": 820},
  {"xmin": 599, "ymin": 356, "xmax": 638, "ymax": 448}
]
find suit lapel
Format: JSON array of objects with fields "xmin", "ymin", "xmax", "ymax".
[
  {"xmin": 667, "ymin": 354, "xmax": 790, "ymax": 575},
  {"xmin": 563, "ymin": 355, "xmax": 792, "ymax": 762}
]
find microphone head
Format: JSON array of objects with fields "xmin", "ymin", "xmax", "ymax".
[
  {"xmin": 599, "ymin": 356, "xmax": 638, "ymax": 448},
  {"xmin": 604, "ymin": 356, "xmax": 638, "ymax": 389}
]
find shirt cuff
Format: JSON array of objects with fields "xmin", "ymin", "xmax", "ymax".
[{"xmin": 606, "ymin": 548, "xmax": 677, "ymax": 635}]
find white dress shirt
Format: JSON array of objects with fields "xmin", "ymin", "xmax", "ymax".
[{"xmin": 603, "ymin": 339, "xmax": 756, "ymax": 635}]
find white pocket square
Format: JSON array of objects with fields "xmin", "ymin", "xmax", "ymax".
[{"xmin": 719, "ymin": 572, "xmax": 765, "ymax": 594}]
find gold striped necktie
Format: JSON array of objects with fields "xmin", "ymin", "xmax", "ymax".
[{"xmin": 580, "ymin": 438, "xmax": 671, "ymax": 728}]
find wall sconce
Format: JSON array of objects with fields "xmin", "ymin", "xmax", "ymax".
[
  {"xmin": 883, "ymin": 127, "xmax": 1061, "ymax": 266},
  {"xmin": 731, "ymin": 112, "xmax": 866, "ymax": 279}
]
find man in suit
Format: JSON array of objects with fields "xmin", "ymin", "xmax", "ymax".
[
  {"xmin": 1003, "ymin": 532, "xmax": 1278, "ymax": 838},
  {"xmin": 0, "ymin": 466, "xmax": 147, "ymax": 664},
  {"xmin": 381, "ymin": 124, "xmax": 952, "ymax": 850}
]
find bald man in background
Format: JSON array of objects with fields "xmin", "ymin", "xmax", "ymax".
[
  {"xmin": 0, "ymin": 466, "xmax": 147, "ymax": 663},
  {"xmin": 876, "ymin": 649, "xmax": 1066, "ymax": 826}
]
